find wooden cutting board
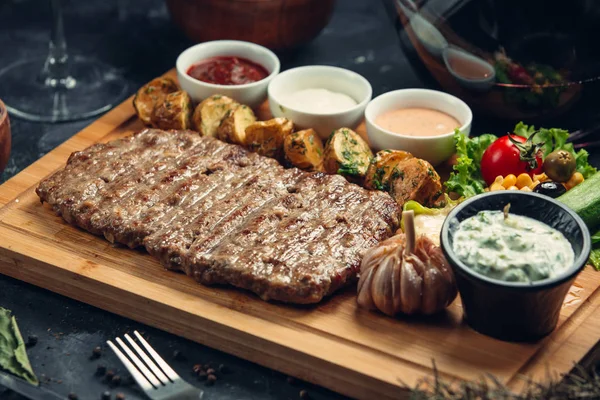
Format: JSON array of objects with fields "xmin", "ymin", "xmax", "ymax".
[{"xmin": 1, "ymin": 70, "xmax": 600, "ymax": 399}]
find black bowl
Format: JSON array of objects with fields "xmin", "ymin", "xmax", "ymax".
[{"xmin": 440, "ymin": 191, "xmax": 591, "ymax": 342}]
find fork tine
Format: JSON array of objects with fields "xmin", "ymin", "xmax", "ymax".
[
  {"xmin": 124, "ymin": 333, "xmax": 170, "ymax": 384},
  {"xmin": 107, "ymin": 340, "xmax": 154, "ymax": 392},
  {"xmin": 134, "ymin": 331, "xmax": 179, "ymax": 381},
  {"xmin": 115, "ymin": 337, "xmax": 162, "ymax": 388}
]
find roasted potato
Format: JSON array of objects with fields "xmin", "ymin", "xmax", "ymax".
[
  {"xmin": 364, "ymin": 149, "xmax": 414, "ymax": 190},
  {"xmin": 133, "ymin": 77, "xmax": 179, "ymax": 125},
  {"xmin": 191, "ymin": 95, "xmax": 239, "ymax": 137},
  {"xmin": 245, "ymin": 118, "xmax": 294, "ymax": 159},
  {"xmin": 323, "ymin": 128, "xmax": 373, "ymax": 178},
  {"xmin": 150, "ymin": 90, "xmax": 192, "ymax": 130},
  {"xmin": 216, "ymin": 105, "xmax": 257, "ymax": 145},
  {"xmin": 283, "ymin": 128, "xmax": 324, "ymax": 171},
  {"xmin": 389, "ymin": 158, "xmax": 443, "ymax": 208}
]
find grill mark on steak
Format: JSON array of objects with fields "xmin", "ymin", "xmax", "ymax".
[
  {"xmin": 143, "ymin": 164, "xmax": 275, "ymax": 270},
  {"xmin": 90, "ymin": 138, "xmax": 227, "ymax": 244},
  {"xmin": 39, "ymin": 130, "xmax": 190, "ymax": 232},
  {"xmin": 37, "ymin": 130, "xmax": 400, "ymax": 303},
  {"xmin": 188, "ymin": 174, "xmax": 375, "ymax": 302}
]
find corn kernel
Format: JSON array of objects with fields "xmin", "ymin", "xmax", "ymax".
[
  {"xmin": 520, "ymin": 186, "xmax": 532, "ymax": 192},
  {"xmin": 494, "ymin": 176, "xmax": 504, "ymax": 185},
  {"xmin": 490, "ymin": 183, "xmax": 505, "ymax": 191},
  {"xmin": 516, "ymin": 173, "xmax": 533, "ymax": 189},
  {"xmin": 565, "ymin": 172, "xmax": 584, "ymax": 190},
  {"xmin": 533, "ymin": 173, "xmax": 548, "ymax": 182},
  {"xmin": 507, "ymin": 185, "xmax": 519, "ymax": 191},
  {"xmin": 529, "ymin": 180, "xmax": 541, "ymax": 190},
  {"xmin": 502, "ymin": 174, "xmax": 517, "ymax": 189}
]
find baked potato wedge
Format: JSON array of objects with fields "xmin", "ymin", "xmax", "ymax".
[
  {"xmin": 191, "ymin": 95, "xmax": 239, "ymax": 137},
  {"xmin": 323, "ymin": 128, "xmax": 373, "ymax": 178},
  {"xmin": 364, "ymin": 149, "xmax": 414, "ymax": 190},
  {"xmin": 216, "ymin": 105, "xmax": 257, "ymax": 145},
  {"xmin": 389, "ymin": 158, "xmax": 443, "ymax": 208},
  {"xmin": 150, "ymin": 90, "xmax": 192, "ymax": 130},
  {"xmin": 283, "ymin": 128, "xmax": 324, "ymax": 171},
  {"xmin": 133, "ymin": 77, "xmax": 179, "ymax": 125},
  {"xmin": 245, "ymin": 118, "xmax": 294, "ymax": 159}
]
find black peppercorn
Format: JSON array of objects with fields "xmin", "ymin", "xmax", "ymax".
[
  {"xmin": 67, "ymin": 393, "xmax": 78, "ymax": 400},
  {"xmin": 111, "ymin": 375, "xmax": 121, "ymax": 387},
  {"xmin": 26, "ymin": 335, "xmax": 38, "ymax": 347},
  {"xmin": 105, "ymin": 369, "xmax": 115, "ymax": 381},
  {"xmin": 299, "ymin": 389, "xmax": 309, "ymax": 399},
  {"xmin": 91, "ymin": 346, "xmax": 102, "ymax": 359},
  {"xmin": 95, "ymin": 364, "xmax": 107, "ymax": 376},
  {"xmin": 206, "ymin": 374, "xmax": 217, "ymax": 386},
  {"xmin": 101, "ymin": 391, "xmax": 111, "ymax": 400},
  {"xmin": 192, "ymin": 364, "xmax": 203, "ymax": 375}
]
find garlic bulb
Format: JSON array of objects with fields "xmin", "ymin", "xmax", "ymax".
[{"xmin": 357, "ymin": 210, "xmax": 457, "ymax": 316}]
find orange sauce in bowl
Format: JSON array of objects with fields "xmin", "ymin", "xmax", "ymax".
[{"xmin": 375, "ymin": 108, "xmax": 460, "ymax": 137}]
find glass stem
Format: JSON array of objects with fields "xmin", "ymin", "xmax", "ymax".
[{"xmin": 43, "ymin": 0, "xmax": 74, "ymax": 89}]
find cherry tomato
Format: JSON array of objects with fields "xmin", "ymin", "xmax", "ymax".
[{"xmin": 481, "ymin": 134, "xmax": 544, "ymax": 186}]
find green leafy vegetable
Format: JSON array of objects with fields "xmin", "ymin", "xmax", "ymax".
[
  {"xmin": 445, "ymin": 131, "xmax": 497, "ymax": 197},
  {"xmin": 513, "ymin": 122, "xmax": 597, "ymax": 178},
  {"xmin": 0, "ymin": 307, "xmax": 38, "ymax": 385},
  {"xmin": 590, "ymin": 248, "xmax": 600, "ymax": 270},
  {"xmin": 447, "ymin": 123, "xmax": 597, "ymax": 199},
  {"xmin": 590, "ymin": 230, "xmax": 600, "ymax": 271}
]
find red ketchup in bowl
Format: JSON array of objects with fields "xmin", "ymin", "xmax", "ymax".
[{"xmin": 187, "ymin": 56, "xmax": 269, "ymax": 85}]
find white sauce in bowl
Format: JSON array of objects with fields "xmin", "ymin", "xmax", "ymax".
[
  {"xmin": 281, "ymin": 88, "xmax": 357, "ymax": 113},
  {"xmin": 452, "ymin": 210, "xmax": 574, "ymax": 282}
]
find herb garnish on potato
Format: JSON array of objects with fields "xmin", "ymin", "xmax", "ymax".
[
  {"xmin": 192, "ymin": 95, "xmax": 238, "ymax": 137},
  {"xmin": 150, "ymin": 90, "xmax": 192, "ymax": 130},
  {"xmin": 323, "ymin": 128, "xmax": 373, "ymax": 178},
  {"xmin": 133, "ymin": 77, "xmax": 179, "ymax": 125},
  {"xmin": 245, "ymin": 118, "xmax": 294, "ymax": 159},
  {"xmin": 283, "ymin": 128, "xmax": 324, "ymax": 171}
]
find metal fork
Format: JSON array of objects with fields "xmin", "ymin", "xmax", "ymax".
[{"xmin": 107, "ymin": 331, "xmax": 203, "ymax": 400}]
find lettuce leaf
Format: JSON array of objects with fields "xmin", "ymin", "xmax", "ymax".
[
  {"xmin": 0, "ymin": 307, "xmax": 38, "ymax": 385},
  {"xmin": 513, "ymin": 122, "xmax": 597, "ymax": 178},
  {"xmin": 445, "ymin": 131, "xmax": 497, "ymax": 198},
  {"xmin": 590, "ymin": 248, "xmax": 600, "ymax": 270},
  {"xmin": 591, "ymin": 230, "xmax": 600, "ymax": 270}
]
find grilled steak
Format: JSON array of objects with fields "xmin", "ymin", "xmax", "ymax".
[{"xmin": 37, "ymin": 129, "xmax": 400, "ymax": 303}]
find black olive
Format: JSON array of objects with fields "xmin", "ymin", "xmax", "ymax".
[{"xmin": 533, "ymin": 181, "xmax": 567, "ymax": 198}]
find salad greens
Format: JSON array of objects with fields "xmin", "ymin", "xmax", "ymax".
[
  {"xmin": 446, "ymin": 123, "xmax": 597, "ymax": 198},
  {"xmin": 0, "ymin": 307, "xmax": 38, "ymax": 385},
  {"xmin": 445, "ymin": 131, "xmax": 497, "ymax": 198},
  {"xmin": 591, "ymin": 231, "xmax": 600, "ymax": 270},
  {"xmin": 513, "ymin": 122, "xmax": 597, "ymax": 179}
]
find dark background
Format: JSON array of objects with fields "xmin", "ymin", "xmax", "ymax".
[{"xmin": 0, "ymin": 0, "xmax": 598, "ymax": 399}]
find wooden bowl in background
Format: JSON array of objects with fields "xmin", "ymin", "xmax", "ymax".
[
  {"xmin": 0, "ymin": 99, "xmax": 11, "ymax": 175},
  {"xmin": 165, "ymin": 0, "xmax": 336, "ymax": 50}
]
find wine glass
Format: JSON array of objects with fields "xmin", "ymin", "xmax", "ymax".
[{"xmin": 0, "ymin": 0, "xmax": 128, "ymax": 122}]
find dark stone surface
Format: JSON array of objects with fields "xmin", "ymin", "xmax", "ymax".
[{"xmin": 0, "ymin": 0, "xmax": 599, "ymax": 399}]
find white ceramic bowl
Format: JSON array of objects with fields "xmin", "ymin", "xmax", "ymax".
[
  {"xmin": 365, "ymin": 89, "xmax": 472, "ymax": 166},
  {"xmin": 268, "ymin": 66, "xmax": 372, "ymax": 140},
  {"xmin": 176, "ymin": 40, "xmax": 280, "ymax": 108}
]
